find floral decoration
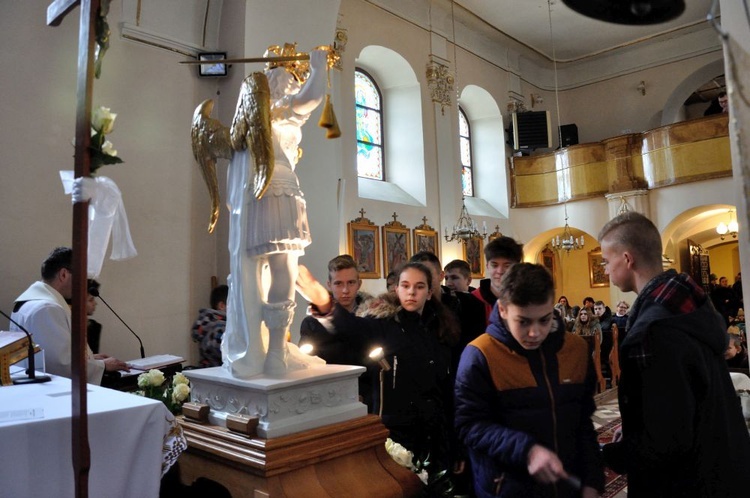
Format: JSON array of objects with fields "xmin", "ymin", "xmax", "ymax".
[
  {"xmin": 385, "ymin": 438, "xmax": 428, "ymax": 485},
  {"xmin": 384, "ymin": 438, "xmax": 455, "ymax": 495},
  {"xmin": 135, "ymin": 370, "xmax": 191, "ymax": 415},
  {"xmin": 89, "ymin": 106, "xmax": 123, "ymax": 174}
]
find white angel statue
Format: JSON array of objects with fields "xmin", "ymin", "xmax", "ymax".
[{"xmin": 191, "ymin": 44, "xmax": 330, "ymax": 377}]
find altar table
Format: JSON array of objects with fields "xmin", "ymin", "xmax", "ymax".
[{"xmin": 0, "ymin": 374, "xmax": 183, "ymax": 498}]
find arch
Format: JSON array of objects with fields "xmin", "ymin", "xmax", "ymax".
[
  {"xmin": 356, "ymin": 45, "xmax": 425, "ymax": 205},
  {"xmin": 660, "ymin": 203, "xmax": 741, "ymax": 288},
  {"xmin": 661, "ymin": 203, "xmax": 738, "ymax": 255},
  {"xmin": 459, "ymin": 85, "xmax": 508, "ymax": 217},
  {"xmin": 524, "ymin": 228, "xmax": 607, "ymax": 306},
  {"xmin": 661, "ymin": 58, "xmax": 725, "ymax": 126}
]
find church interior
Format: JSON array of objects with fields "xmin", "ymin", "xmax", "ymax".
[{"xmin": 1, "ymin": 0, "xmax": 749, "ymax": 496}]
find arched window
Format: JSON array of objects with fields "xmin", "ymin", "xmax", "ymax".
[
  {"xmin": 458, "ymin": 106, "xmax": 473, "ymax": 197},
  {"xmin": 355, "ymin": 68, "xmax": 384, "ymax": 180}
]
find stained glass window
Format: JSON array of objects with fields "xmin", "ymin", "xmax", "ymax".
[
  {"xmin": 355, "ymin": 69, "xmax": 384, "ymax": 180},
  {"xmin": 459, "ymin": 107, "xmax": 474, "ymax": 197}
]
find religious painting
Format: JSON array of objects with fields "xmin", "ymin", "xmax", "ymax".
[
  {"xmin": 413, "ymin": 217, "xmax": 439, "ymax": 261},
  {"xmin": 347, "ymin": 217, "xmax": 380, "ymax": 279},
  {"xmin": 383, "ymin": 225, "xmax": 411, "ymax": 278},
  {"xmin": 588, "ymin": 247, "xmax": 609, "ymax": 288},
  {"xmin": 463, "ymin": 237, "xmax": 485, "ymax": 278},
  {"xmin": 413, "ymin": 229, "xmax": 439, "ymax": 258},
  {"xmin": 540, "ymin": 245, "xmax": 556, "ymax": 285}
]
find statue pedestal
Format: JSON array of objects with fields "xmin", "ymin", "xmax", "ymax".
[
  {"xmin": 183, "ymin": 364, "xmax": 367, "ymax": 438},
  {"xmin": 177, "ymin": 414, "xmax": 423, "ymax": 498}
]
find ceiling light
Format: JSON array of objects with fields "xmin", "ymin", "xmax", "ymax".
[
  {"xmin": 562, "ymin": 0, "xmax": 685, "ymax": 25},
  {"xmin": 551, "ymin": 203, "xmax": 584, "ymax": 254},
  {"xmin": 716, "ymin": 209, "xmax": 739, "ymax": 241},
  {"xmin": 444, "ymin": 197, "xmax": 488, "ymax": 242}
]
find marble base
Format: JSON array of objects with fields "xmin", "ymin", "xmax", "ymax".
[{"xmin": 183, "ymin": 364, "xmax": 367, "ymax": 438}]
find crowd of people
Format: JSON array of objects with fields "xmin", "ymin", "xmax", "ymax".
[
  {"xmin": 292, "ymin": 214, "xmax": 750, "ymax": 498},
  {"xmin": 11, "ymin": 209, "xmax": 750, "ymax": 497}
]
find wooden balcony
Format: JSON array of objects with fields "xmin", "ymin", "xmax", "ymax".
[{"xmin": 509, "ymin": 114, "xmax": 731, "ymax": 207}]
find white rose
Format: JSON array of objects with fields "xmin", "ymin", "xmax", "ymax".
[
  {"xmin": 92, "ymin": 106, "xmax": 117, "ymax": 135},
  {"xmin": 384, "ymin": 438, "xmax": 414, "ymax": 470},
  {"xmin": 137, "ymin": 372, "xmax": 150, "ymax": 389},
  {"xmin": 171, "ymin": 383, "xmax": 191, "ymax": 403},
  {"xmin": 101, "ymin": 140, "xmax": 117, "ymax": 157},
  {"xmin": 172, "ymin": 372, "xmax": 189, "ymax": 386},
  {"xmin": 146, "ymin": 369, "xmax": 165, "ymax": 387}
]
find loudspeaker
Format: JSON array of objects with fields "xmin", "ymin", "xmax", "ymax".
[
  {"xmin": 559, "ymin": 124, "xmax": 579, "ymax": 147},
  {"xmin": 511, "ymin": 111, "xmax": 552, "ymax": 150}
]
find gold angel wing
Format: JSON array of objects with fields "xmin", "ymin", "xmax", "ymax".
[
  {"xmin": 191, "ymin": 99, "xmax": 232, "ymax": 233},
  {"xmin": 230, "ymin": 72, "xmax": 274, "ymax": 200}
]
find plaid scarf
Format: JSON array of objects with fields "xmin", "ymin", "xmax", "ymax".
[
  {"xmin": 627, "ymin": 270, "xmax": 706, "ymax": 329},
  {"xmin": 625, "ymin": 270, "xmax": 707, "ymax": 368}
]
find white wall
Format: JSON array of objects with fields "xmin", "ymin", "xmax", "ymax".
[{"xmin": 0, "ymin": 0, "xmax": 223, "ymax": 364}]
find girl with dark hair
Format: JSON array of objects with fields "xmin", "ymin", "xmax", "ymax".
[{"xmin": 297, "ymin": 261, "xmax": 460, "ymax": 479}]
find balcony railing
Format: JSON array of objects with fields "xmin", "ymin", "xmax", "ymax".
[{"xmin": 509, "ymin": 114, "xmax": 731, "ymax": 207}]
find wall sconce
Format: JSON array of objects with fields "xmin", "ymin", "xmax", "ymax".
[
  {"xmin": 530, "ymin": 93, "xmax": 544, "ymax": 108},
  {"xmin": 637, "ymin": 81, "xmax": 646, "ymax": 96}
]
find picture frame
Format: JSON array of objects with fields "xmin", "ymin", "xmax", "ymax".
[
  {"xmin": 588, "ymin": 247, "xmax": 610, "ymax": 288},
  {"xmin": 540, "ymin": 245, "xmax": 555, "ymax": 285},
  {"xmin": 463, "ymin": 237, "xmax": 485, "ymax": 278},
  {"xmin": 347, "ymin": 213, "xmax": 381, "ymax": 279},
  {"xmin": 198, "ymin": 52, "xmax": 228, "ymax": 77},
  {"xmin": 413, "ymin": 217, "xmax": 439, "ymax": 260},
  {"xmin": 382, "ymin": 216, "xmax": 411, "ymax": 278}
]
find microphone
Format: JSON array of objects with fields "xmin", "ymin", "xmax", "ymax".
[
  {"xmin": 88, "ymin": 287, "xmax": 145, "ymax": 359},
  {"xmin": 0, "ymin": 309, "xmax": 52, "ymax": 384}
]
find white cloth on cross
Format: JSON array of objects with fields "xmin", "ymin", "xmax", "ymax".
[{"xmin": 60, "ymin": 170, "xmax": 137, "ymax": 278}]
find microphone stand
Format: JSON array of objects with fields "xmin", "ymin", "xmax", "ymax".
[
  {"xmin": 0, "ymin": 310, "xmax": 52, "ymax": 384},
  {"xmin": 89, "ymin": 290, "xmax": 145, "ymax": 359}
]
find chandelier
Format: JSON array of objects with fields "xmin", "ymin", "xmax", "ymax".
[
  {"xmin": 716, "ymin": 209, "xmax": 739, "ymax": 241},
  {"xmin": 444, "ymin": 197, "xmax": 487, "ymax": 242},
  {"xmin": 551, "ymin": 204, "xmax": 584, "ymax": 253}
]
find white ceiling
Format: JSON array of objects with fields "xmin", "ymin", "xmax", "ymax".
[{"xmin": 456, "ymin": 0, "xmax": 717, "ymax": 61}]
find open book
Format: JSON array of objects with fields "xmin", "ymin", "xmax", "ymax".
[{"xmin": 125, "ymin": 354, "xmax": 184, "ymax": 372}]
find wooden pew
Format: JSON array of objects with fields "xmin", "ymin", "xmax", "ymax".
[
  {"xmin": 581, "ymin": 333, "xmax": 606, "ymax": 393},
  {"xmin": 610, "ymin": 324, "xmax": 621, "ymax": 387}
]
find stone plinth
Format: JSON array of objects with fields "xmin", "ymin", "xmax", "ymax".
[{"xmin": 183, "ymin": 364, "xmax": 367, "ymax": 438}]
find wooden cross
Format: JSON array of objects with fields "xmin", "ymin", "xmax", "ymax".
[
  {"xmin": 359, "ymin": 208, "xmax": 366, "ymax": 218},
  {"xmin": 47, "ymin": 1, "xmax": 99, "ymax": 497},
  {"xmin": 422, "ymin": 216, "xmax": 429, "ymax": 226},
  {"xmin": 391, "ymin": 212, "xmax": 399, "ymax": 223}
]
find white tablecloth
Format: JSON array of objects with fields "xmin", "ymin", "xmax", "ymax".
[{"xmin": 0, "ymin": 374, "xmax": 183, "ymax": 498}]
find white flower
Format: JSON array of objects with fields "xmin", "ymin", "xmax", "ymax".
[
  {"xmin": 137, "ymin": 372, "xmax": 150, "ymax": 388},
  {"xmin": 92, "ymin": 106, "xmax": 117, "ymax": 135},
  {"xmin": 101, "ymin": 140, "xmax": 117, "ymax": 157},
  {"xmin": 172, "ymin": 372, "xmax": 189, "ymax": 386},
  {"xmin": 172, "ymin": 383, "xmax": 191, "ymax": 403},
  {"xmin": 385, "ymin": 438, "xmax": 415, "ymax": 470},
  {"xmin": 138, "ymin": 369, "xmax": 165, "ymax": 387}
]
